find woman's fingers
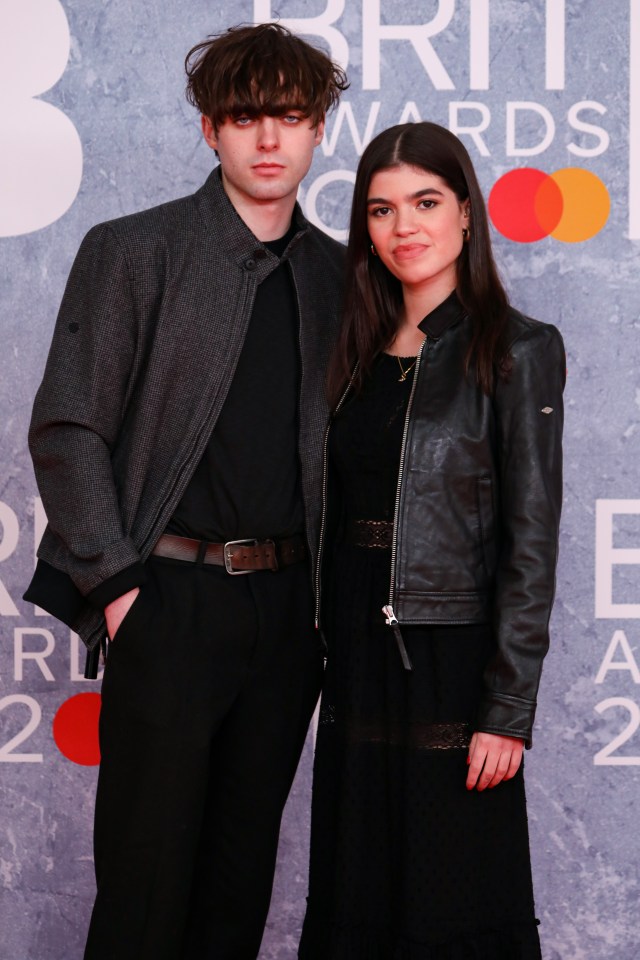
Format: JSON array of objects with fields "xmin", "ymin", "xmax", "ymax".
[
  {"xmin": 466, "ymin": 736, "xmax": 488, "ymax": 790},
  {"xmin": 506, "ymin": 742, "xmax": 524, "ymax": 780},
  {"xmin": 466, "ymin": 733, "xmax": 524, "ymax": 791},
  {"xmin": 487, "ymin": 750, "xmax": 513, "ymax": 788}
]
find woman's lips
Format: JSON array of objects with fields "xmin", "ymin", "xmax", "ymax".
[{"xmin": 393, "ymin": 243, "xmax": 429, "ymax": 261}]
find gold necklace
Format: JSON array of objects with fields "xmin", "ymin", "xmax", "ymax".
[{"xmin": 396, "ymin": 355, "xmax": 417, "ymax": 382}]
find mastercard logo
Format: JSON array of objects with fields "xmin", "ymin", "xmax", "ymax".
[{"xmin": 488, "ymin": 167, "xmax": 610, "ymax": 243}]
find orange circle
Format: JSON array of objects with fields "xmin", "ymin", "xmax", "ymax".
[
  {"xmin": 53, "ymin": 693, "xmax": 101, "ymax": 766},
  {"xmin": 548, "ymin": 168, "xmax": 610, "ymax": 242}
]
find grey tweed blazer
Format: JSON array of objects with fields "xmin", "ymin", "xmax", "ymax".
[{"xmin": 27, "ymin": 168, "xmax": 346, "ymax": 651}]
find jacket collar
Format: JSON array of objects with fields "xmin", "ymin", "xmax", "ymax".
[
  {"xmin": 418, "ymin": 290, "xmax": 467, "ymax": 339},
  {"xmin": 193, "ymin": 167, "xmax": 309, "ymax": 269}
]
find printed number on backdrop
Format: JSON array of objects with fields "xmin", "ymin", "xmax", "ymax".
[
  {"xmin": 593, "ymin": 698, "xmax": 640, "ymax": 766},
  {"xmin": 0, "ymin": 695, "xmax": 43, "ymax": 763},
  {"xmin": 0, "ymin": 0, "xmax": 82, "ymax": 237}
]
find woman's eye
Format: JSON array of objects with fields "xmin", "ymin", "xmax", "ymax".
[
  {"xmin": 371, "ymin": 206, "xmax": 391, "ymax": 217},
  {"xmin": 418, "ymin": 199, "xmax": 436, "ymax": 209}
]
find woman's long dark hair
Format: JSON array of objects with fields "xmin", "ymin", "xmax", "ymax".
[{"xmin": 328, "ymin": 122, "xmax": 510, "ymax": 406}]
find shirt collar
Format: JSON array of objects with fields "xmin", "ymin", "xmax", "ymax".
[{"xmin": 193, "ymin": 166, "xmax": 309, "ymax": 269}]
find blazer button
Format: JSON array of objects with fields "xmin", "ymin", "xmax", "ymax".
[{"xmin": 244, "ymin": 257, "xmax": 256, "ymax": 270}]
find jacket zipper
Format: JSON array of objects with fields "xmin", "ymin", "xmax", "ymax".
[
  {"xmin": 314, "ymin": 369, "xmax": 357, "ymax": 633},
  {"xmin": 382, "ymin": 336, "xmax": 429, "ymax": 670}
]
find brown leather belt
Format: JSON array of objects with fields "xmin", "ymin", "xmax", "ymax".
[{"xmin": 151, "ymin": 532, "xmax": 306, "ymax": 574}]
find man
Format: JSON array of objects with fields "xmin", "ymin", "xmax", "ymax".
[{"xmin": 25, "ymin": 23, "xmax": 347, "ymax": 960}]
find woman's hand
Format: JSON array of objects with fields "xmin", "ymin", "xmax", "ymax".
[{"xmin": 466, "ymin": 731, "xmax": 524, "ymax": 791}]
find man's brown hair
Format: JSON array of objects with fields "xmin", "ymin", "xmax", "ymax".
[{"xmin": 185, "ymin": 22, "xmax": 348, "ymax": 129}]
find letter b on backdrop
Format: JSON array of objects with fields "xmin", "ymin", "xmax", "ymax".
[{"xmin": 0, "ymin": 0, "xmax": 82, "ymax": 237}]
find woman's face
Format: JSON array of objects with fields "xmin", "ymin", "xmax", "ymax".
[{"xmin": 366, "ymin": 163, "xmax": 469, "ymax": 299}]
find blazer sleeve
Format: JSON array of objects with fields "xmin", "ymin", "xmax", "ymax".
[
  {"xmin": 475, "ymin": 322, "xmax": 566, "ymax": 747},
  {"xmin": 28, "ymin": 223, "xmax": 145, "ymax": 599}
]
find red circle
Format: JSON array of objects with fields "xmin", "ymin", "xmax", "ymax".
[
  {"xmin": 53, "ymin": 693, "xmax": 101, "ymax": 766},
  {"xmin": 488, "ymin": 168, "xmax": 562, "ymax": 242}
]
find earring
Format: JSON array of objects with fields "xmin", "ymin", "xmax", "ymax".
[
  {"xmin": 462, "ymin": 227, "xmax": 470, "ymax": 242},
  {"xmin": 370, "ymin": 244, "xmax": 377, "ymax": 256}
]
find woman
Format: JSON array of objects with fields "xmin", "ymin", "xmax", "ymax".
[{"xmin": 299, "ymin": 122, "xmax": 565, "ymax": 958}]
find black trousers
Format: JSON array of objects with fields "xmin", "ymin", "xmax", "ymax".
[{"xmin": 83, "ymin": 555, "xmax": 323, "ymax": 960}]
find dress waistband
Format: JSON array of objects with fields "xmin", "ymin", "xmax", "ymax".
[{"xmin": 343, "ymin": 519, "xmax": 394, "ymax": 549}]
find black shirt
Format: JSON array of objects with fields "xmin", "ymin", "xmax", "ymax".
[{"xmin": 166, "ymin": 223, "xmax": 304, "ymax": 541}]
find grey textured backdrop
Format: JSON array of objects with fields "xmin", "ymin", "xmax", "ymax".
[{"xmin": 1, "ymin": 1, "xmax": 639, "ymax": 958}]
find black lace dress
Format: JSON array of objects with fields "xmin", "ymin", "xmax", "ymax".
[{"xmin": 299, "ymin": 353, "xmax": 542, "ymax": 960}]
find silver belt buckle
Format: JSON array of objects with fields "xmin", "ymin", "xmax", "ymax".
[{"xmin": 223, "ymin": 538, "xmax": 258, "ymax": 575}]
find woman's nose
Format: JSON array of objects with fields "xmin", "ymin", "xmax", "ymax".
[{"xmin": 394, "ymin": 208, "xmax": 419, "ymax": 235}]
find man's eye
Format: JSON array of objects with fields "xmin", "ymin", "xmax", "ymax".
[
  {"xmin": 235, "ymin": 117, "xmax": 252, "ymax": 125},
  {"xmin": 283, "ymin": 115, "xmax": 302, "ymax": 124}
]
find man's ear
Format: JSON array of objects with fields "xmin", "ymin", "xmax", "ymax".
[
  {"xmin": 201, "ymin": 115, "xmax": 217, "ymax": 151},
  {"xmin": 314, "ymin": 118, "xmax": 325, "ymax": 146}
]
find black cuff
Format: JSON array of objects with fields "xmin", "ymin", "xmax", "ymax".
[
  {"xmin": 475, "ymin": 691, "xmax": 537, "ymax": 749},
  {"xmin": 23, "ymin": 559, "xmax": 85, "ymax": 628},
  {"xmin": 86, "ymin": 562, "xmax": 147, "ymax": 609}
]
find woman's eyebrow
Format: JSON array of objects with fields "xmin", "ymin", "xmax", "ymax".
[{"xmin": 366, "ymin": 187, "xmax": 445, "ymax": 205}]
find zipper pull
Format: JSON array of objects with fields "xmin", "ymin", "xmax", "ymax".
[
  {"xmin": 382, "ymin": 604, "xmax": 398, "ymax": 625},
  {"xmin": 382, "ymin": 605, "xmax": 413, "ymax": 672}
]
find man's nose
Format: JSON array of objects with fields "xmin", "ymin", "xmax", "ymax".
[{"xmin": 256, "ymin": 117, "xmax": 279, "ymax": 150}]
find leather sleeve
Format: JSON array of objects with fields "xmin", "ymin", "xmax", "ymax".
[
  {"xmin": 475, "ymin": 323, "xmax": 566, "ymax": 747},
  {"xmin": 28, "ymin": 224, "xmax": 142, "ymax": 597}
]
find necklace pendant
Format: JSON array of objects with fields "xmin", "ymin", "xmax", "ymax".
[{"xmin": 395, "ymin": 354, "xmax": 416, "ymax": 382}]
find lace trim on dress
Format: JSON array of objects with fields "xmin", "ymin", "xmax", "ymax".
[
  {"xmin": 346, "ymin": 720, "xmax": 472, "ymax": 750},
  {"xmin": 344, "ymin": 519, "xmax": 394, "ymax": 549},
  {"xmin": 319, "ymin": 702, "xmax": 336, "ymax": 726},
  {"xmin": 319, "ymin": 709, "xmax": 472, "ymax": 751},
  {"xmin": 300, "ymin": 918, "xmax": 542, "ymax": 960}
]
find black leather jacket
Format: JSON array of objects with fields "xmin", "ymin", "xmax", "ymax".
[{"xmin": 317, "ymin": 293, "xmax": 565, "ymax": 747}]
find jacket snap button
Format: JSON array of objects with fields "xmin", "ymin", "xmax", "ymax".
[{"xmin": 244, "ymin": 258, "xmax": 256, "ymax": 270}]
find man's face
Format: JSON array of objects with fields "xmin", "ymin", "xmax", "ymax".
[{"xmin": 202, "ymin": 111, "xmax": 324, "ymax": 210}]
